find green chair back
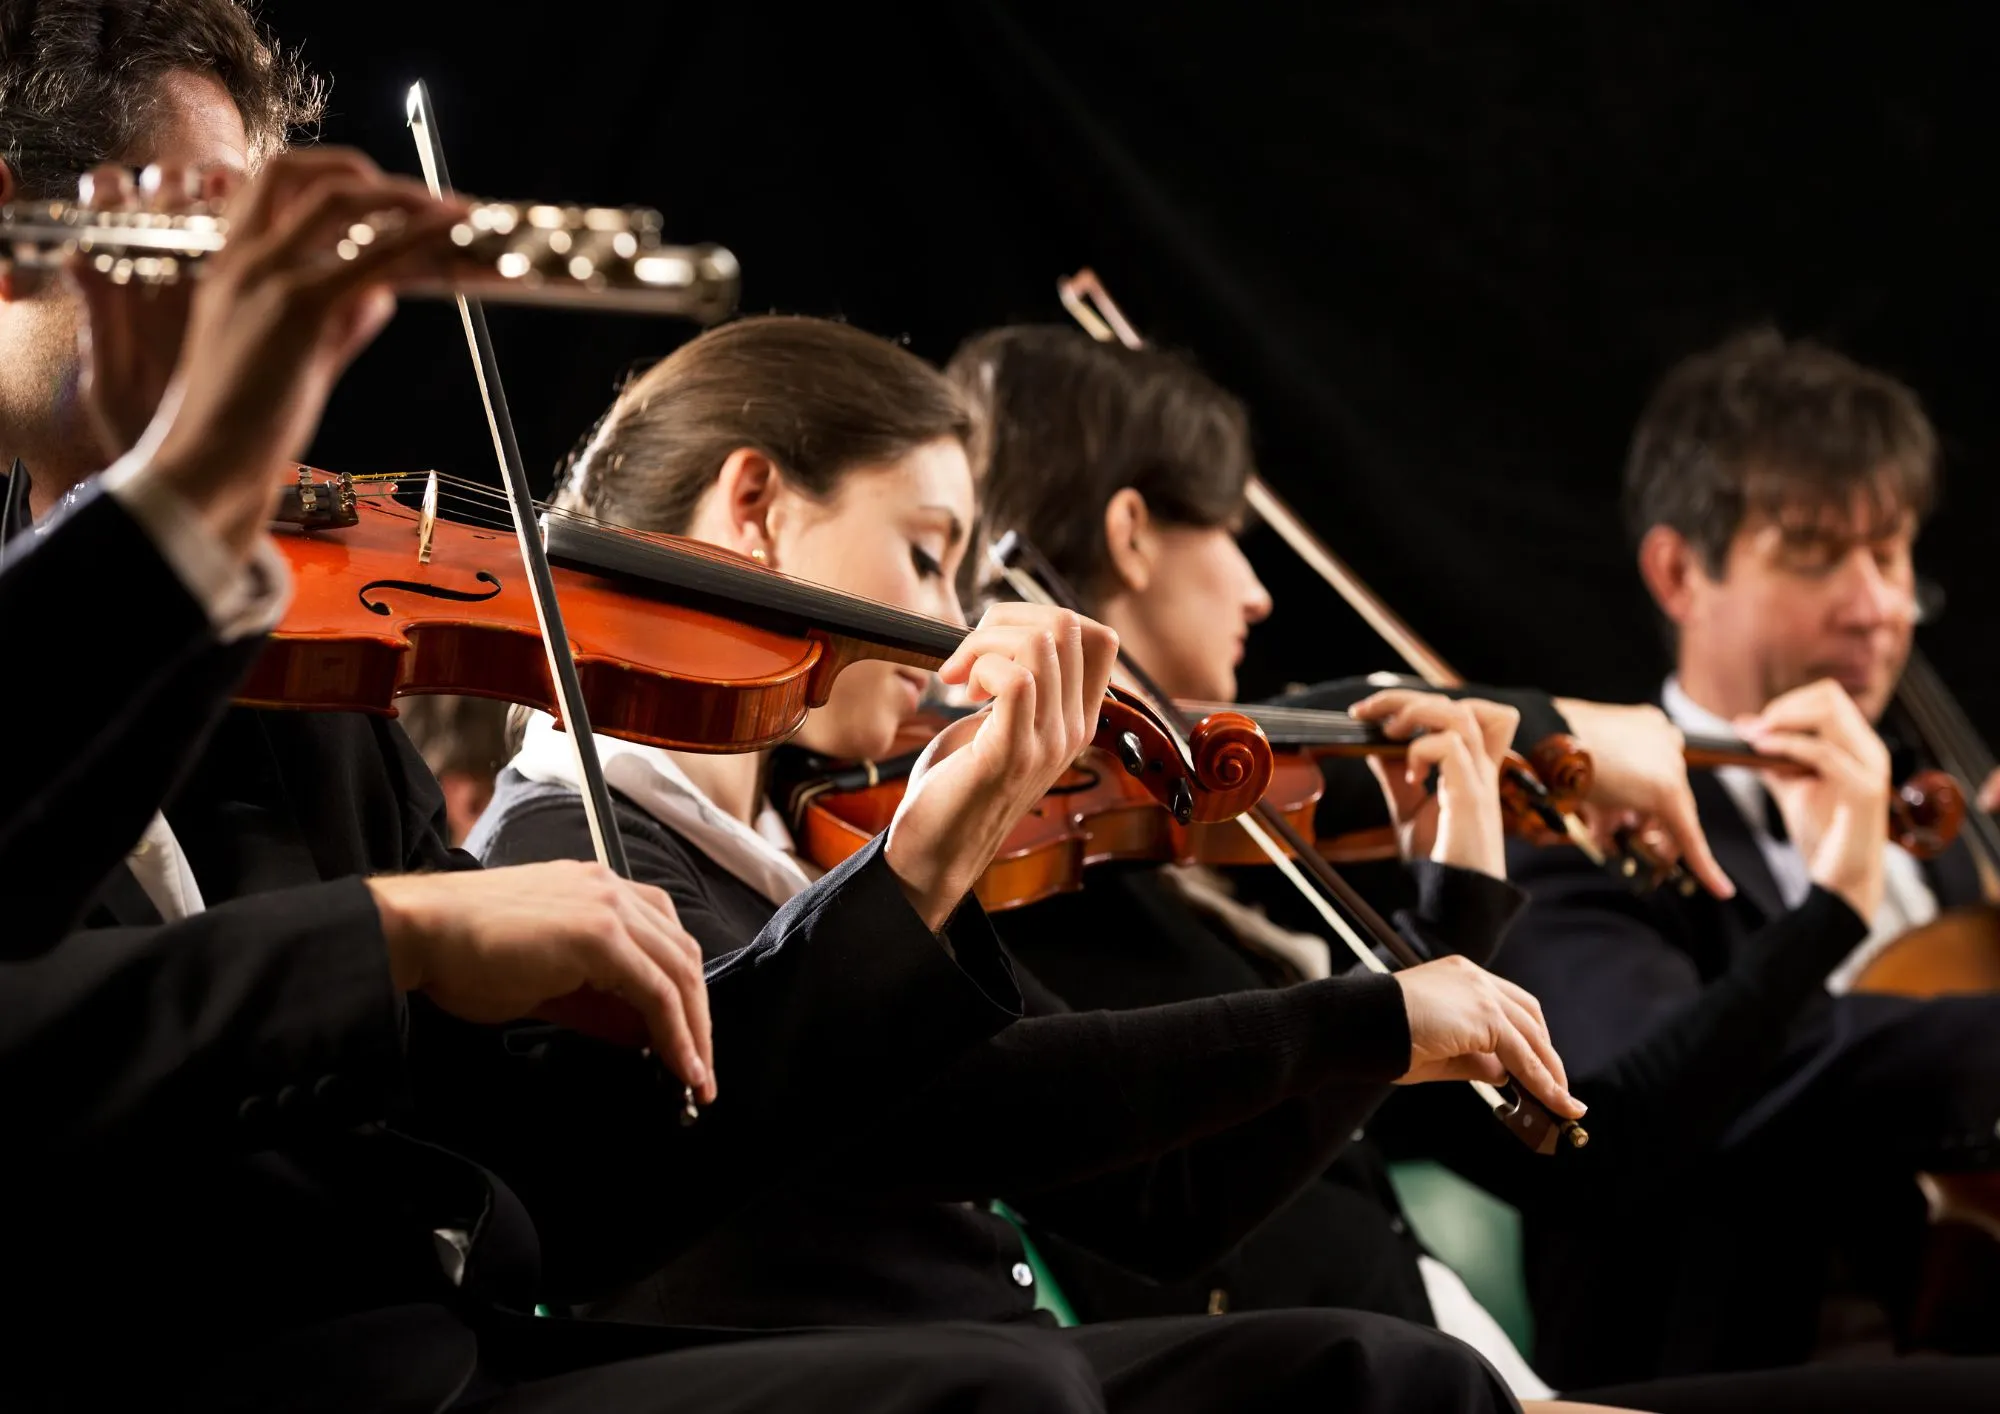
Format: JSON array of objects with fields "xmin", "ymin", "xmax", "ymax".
[
  {"xmin": 991, "ymin": 1201, "xmax": 1080, "ymax": 1327},
  {"xmin": 1386, "ymin": 1160, "xmax": 1534, "ymax": 1353}
]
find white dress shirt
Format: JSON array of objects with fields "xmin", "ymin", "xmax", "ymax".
[
  {"xmin": 1662, "ymin": 678, "xmax": 1938, "ymax": 992},
  {"xmin": 510, "ymin": 710, "xmax": 815, "ymax": 908},
  {"xmin": 68, "ymin": 454, "xmax": 295, "ymax": 921}
]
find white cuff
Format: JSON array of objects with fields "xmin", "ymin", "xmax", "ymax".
[{"xmin": 101, "ymin": 453, "xmax": 292, "ymax": 642}]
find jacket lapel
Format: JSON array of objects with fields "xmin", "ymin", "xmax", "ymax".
[
  {"xmin": 85, "ymin": 862, "xmax": 164, "ymax": 928},
  {"xmin": 1690, "ymin": 770, "xmax": 1787, "ymax": 928}
]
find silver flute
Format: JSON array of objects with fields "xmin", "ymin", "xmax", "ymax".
[{"xmin": 0, "ymin": 197, "xmax": 740, "ymax": 323}]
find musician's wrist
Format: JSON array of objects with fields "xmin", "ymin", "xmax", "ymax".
[
  {"xmin": 367, "ymin": 875, "xmax": 439, "ymax": 991},
  {"xmin": 1812, "ymin": 856, "xmax": 1884, "ymax": 925},
  {"xmin": 883, "ymin": 815, "xmax": 988, "ymax": 934}
]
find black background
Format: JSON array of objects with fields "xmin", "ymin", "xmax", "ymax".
[{"xmin": 261, "ymin": 1, "xmax": 1999, "ymax": 728}]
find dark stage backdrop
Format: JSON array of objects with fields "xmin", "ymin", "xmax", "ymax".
[{"xmin": 262, "ymin": 1, "xmax": 2000, "ymax": 730}]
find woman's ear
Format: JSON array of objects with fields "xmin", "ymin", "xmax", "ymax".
[
  {"xmin": 710, "ymin": 447, "xmax": 783, "ymax": 563},
  {"xmin": 1101, "ymin": 486, "xmax": 1157, "ymax": 594}
]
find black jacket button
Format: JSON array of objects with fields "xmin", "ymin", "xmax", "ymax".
[{"xmin": 237, "ymin": 1095, "xmax": 269, "ymax": 1125}]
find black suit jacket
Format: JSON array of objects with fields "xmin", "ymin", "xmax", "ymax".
[
  {"xmin": 3, "ymin": 707, "xmax": 1024, "ymax": 1410},
  {"xmin": 471, "ymin": 767, "xmax": 1436, "ymax": 1331},
  {"xmin": 0, "ymin": 482, "xmax": 259, "ymax": 946},
  {"xmin": 1497, "ymin": 766, "xmax": 2000, "ymax": 1386}
]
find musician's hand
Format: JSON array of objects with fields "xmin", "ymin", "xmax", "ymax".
[
  {"xmin": 66, "ymin": 162, "xmax": 232, "ymax": 464},
  {"xmin": 70, "ymin": 147, "xmax": 467, "ymax": 562},
  {"xmin": 1350, "ymin": 690, "xmax": 1512, "ymax": 879},
  {"xmin": 1393, "ymin": 954, "xmax": 1585, "ymax": 1120},
  {"xmin": 884, "ymin": 603, "xmax": 1119, "ymax": 931},
  {"xmin": 1735, "ymin": 678, "xmax": 1891, "ymax": 922},
  {"xmin": 1979, "ymin": 767, "xmax": 2000, "ymax": 815},
  {"xmin": 1553, "ymin": 698, "xmax": 1734, "ymax": 899},
  {"xmin": 370, "ymin": 862, "xmax": 716, "ymax": 1103}
]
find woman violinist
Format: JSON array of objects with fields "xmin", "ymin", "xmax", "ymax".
[
  {"xmin": 470, "ymin": 313, "xmax": 1597, "ymax": 1414},
  {"xmin": 948, "ymin": 323, "xmax": 2000, "ymax": 1413}
]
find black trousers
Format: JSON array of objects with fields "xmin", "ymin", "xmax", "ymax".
[
  {"xmin": 1570, "ymin": 1357, "xmax": 2000, "ymax": 1414},
  {"xmin": 456, "ymin": 1323, "xmax": 1099, "ymax": 1414},
  {"xmin": 1062, "ymin": 1310, "xmax": 1516, "ymax": 1413},
  {"xmin": 457, "ymin": 1311, "xmax": 1515, "ymax": 1414}
]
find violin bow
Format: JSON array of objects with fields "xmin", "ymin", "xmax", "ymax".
[
  {"xmin": 991, "ymin": 532, "xmax": 1585, "ymax": 1156},
  {"xmin": 1054, "ymin": 269, "xmax": 1700, "ymax": 893},
  {"xmin": 405, "ymin": 82, "xmax": 699, "ymax": 1124}
]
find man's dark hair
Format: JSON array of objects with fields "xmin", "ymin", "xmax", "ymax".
[
  {"xmin": 946, "ymin": 326, "xmax": 1254, "ymax": 611},
  {"xmin": 1623, "ymin": 327, "xmax": 1938, "ymax": 573},
  {"xmin": 0, "ymin": 0, "xmax": 324, "ymax": 199}
]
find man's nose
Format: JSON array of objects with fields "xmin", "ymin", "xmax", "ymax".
[{"xmin": 1834, "ymin": 551, "xmax": 1915, "ymax": 629}]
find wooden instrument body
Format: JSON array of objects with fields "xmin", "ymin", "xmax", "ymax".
[
  {"xmin": 797, "ymin": 743, "xmax": 1323, "ymax": 912},
  {"xmin": 241, "ymin": 479, "xmax": 838, "ymax": 752},
  {"xmin": 243, "ymin": 468, "xmax": 1275, "ymax": 823}
]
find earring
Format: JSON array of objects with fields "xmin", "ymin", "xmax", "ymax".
[{"xmin": 750, "ymin": 547, "xmax": 768, "ymax": 563}]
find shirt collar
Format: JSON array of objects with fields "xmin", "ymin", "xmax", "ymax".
[{"xmin": 510, "ymin": 711, "xmax": 813, "ymax": 906}]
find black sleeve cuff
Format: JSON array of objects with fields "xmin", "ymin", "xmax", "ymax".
[
  {"xmin": 712, "ymin": 833, "xmax": 1025, "ymax": 1029},
  {"xmin": 226, "ymin": 876, "xmax": 410, "ymax": 1145},
  {"xmin": 1298, "ymin": 970, "xmax": 1412, "ymax": 1084},
  {"xmin": 1395, "ymin": 858, "xmax": 1529, "ymax": 967}
]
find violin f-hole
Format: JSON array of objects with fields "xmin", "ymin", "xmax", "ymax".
[{"xmin": 358, "ymin": 571, "xmax": 503, "ymax": 616}]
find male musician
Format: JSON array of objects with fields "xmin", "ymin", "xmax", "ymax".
[
  {"xmin": 0, "ymin": 7, "xmax": 1161, "ymax": 1412},
  {"xmin": 1498, "ymin": 327, "xmax": 2000, "ymax": 1386}
]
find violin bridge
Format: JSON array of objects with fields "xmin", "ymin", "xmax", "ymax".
[{"xmin": 417, "ymin": 469, "xmax": 439, "ymax": 565}]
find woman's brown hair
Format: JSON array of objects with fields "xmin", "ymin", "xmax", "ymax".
[
  {"xmin": 554, "ymin": 314, "xmax": 974, "ymax": 533},
  {"xmin": 946, "ymin": 325, "xmax": 1255, "ymax": 612}
]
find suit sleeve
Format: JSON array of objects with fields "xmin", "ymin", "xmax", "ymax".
[
  {"xmin": 0, "ymin": 488, "xmax": 265, "ymax": 948},
  {"xmin": 406, "ymin": 832, "xmax": 1026, "ymax": 1300},
  {"xmin": 1491, "ymin": 838, "xmax": 1868, "ymax": 1179},
  {"xmin": 2, "ymin": 876, "xmax": 408, "ymax": 1157},
  {"xmin": 826, "ymin": 958, "xmax": 1412, "ymax": 1279}
]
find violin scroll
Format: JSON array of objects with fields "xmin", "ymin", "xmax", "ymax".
[
  {"xmin": 1091, "ymin": 696, "xmax": 1273, "ymax": 826},
  {"xmin": 1524, "ymin": 732, "xmax": 1594, "ymax": 811},
  {"xmin": 1892, "ymin": 768, "xmax": 1966, "ymax": 861},
  {"xmin": 1185, "ymin": 709, "xmax": 1278, "ymax": 809}
]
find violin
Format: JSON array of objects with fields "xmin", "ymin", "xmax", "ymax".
[
  {"xmin": 991, "ymin": 535, "xmax": 1587, "ymax": 1157},
  {"xmin": 1177, "ymin": 697, "xmax": 1594, "ymax": 842},
  {"xmin": 1196, "ymin": 697, "xmax": 1967, "ymax": 865},
  {"xmin": 780, "ymin": 714, "xmax": 1330, "ymax": 912},
  {"xmin": 1667, "ymin": 732, "xmax": 1961, "ymax": 862},
  {"xmin": 244, "ymin": 464, "xmax": 1272, "ymax": 828}
]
